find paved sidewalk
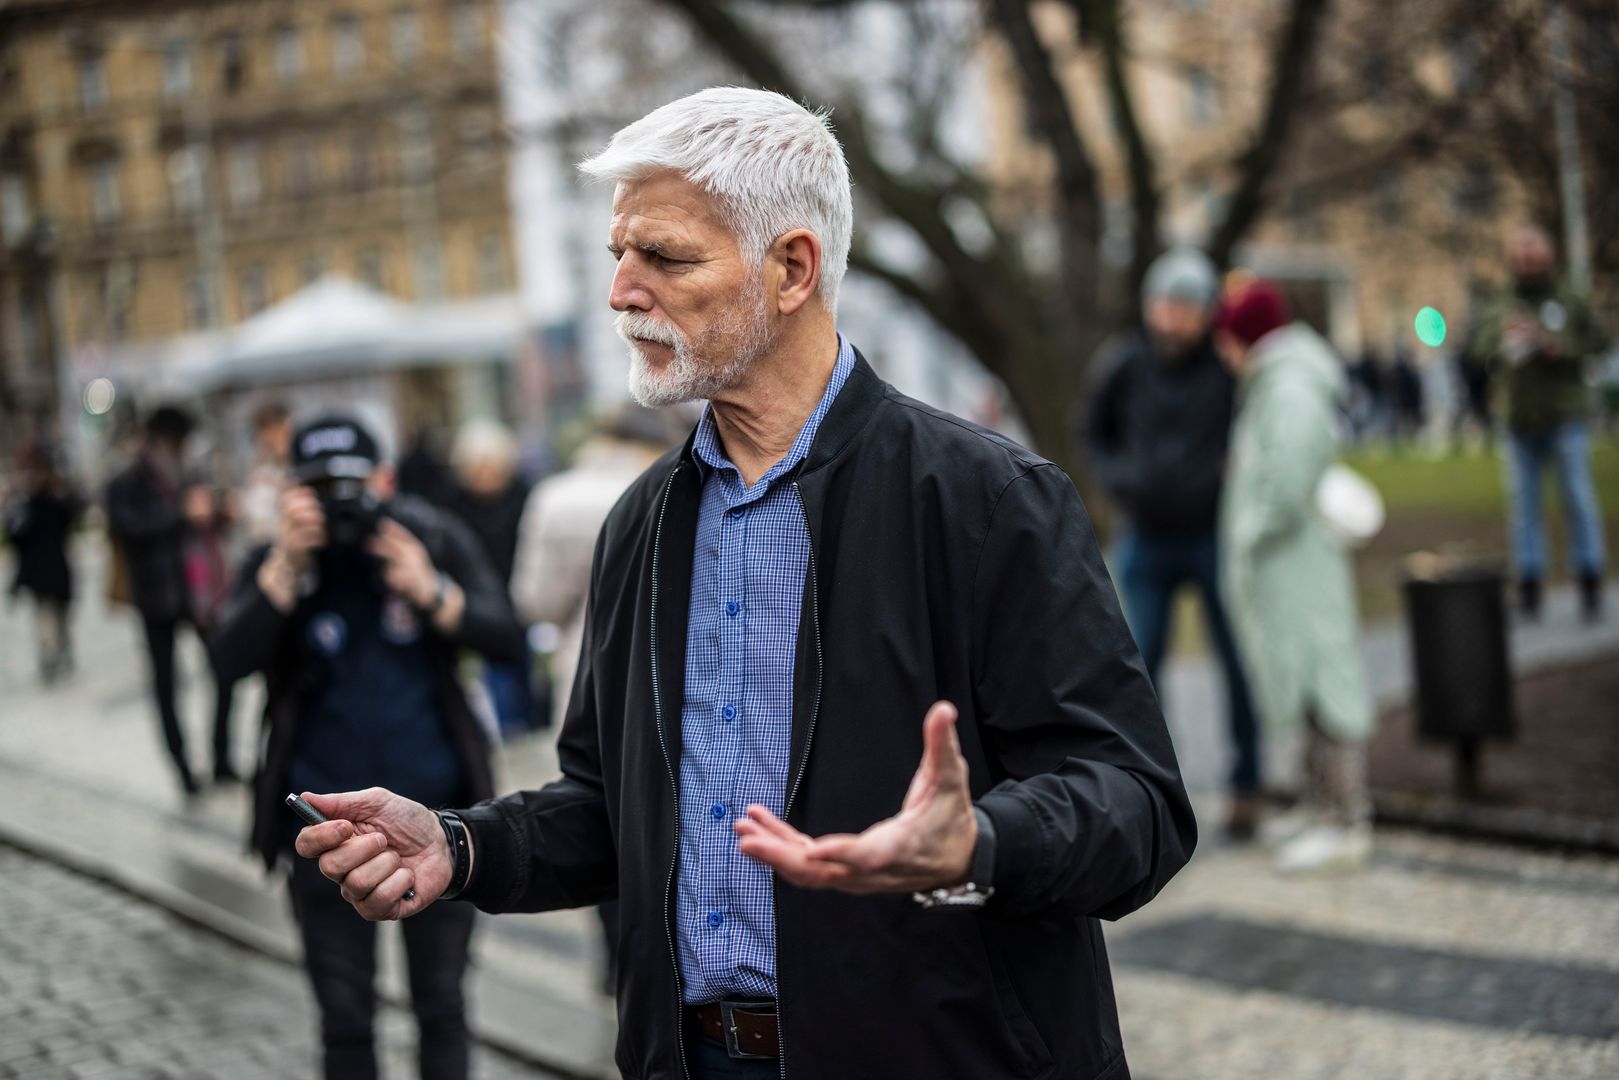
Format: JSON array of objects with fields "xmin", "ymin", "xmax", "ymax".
[
  {"xmin": 0, "ymin": 844, "xmax": 541, "ymax": 1079},
  {"xmin": 3, "ymin": 542, "xmax": 1618, "ymax": 1078}
]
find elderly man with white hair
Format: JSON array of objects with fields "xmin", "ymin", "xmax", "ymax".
[{"xmin": 294, "ymin": 87, "xmax": 1195, "ymax": 1080}]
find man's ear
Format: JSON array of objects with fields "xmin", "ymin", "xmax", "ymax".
[{"xmin": 772, "ymin": 229, "xmax": 823, "ymax": 317}]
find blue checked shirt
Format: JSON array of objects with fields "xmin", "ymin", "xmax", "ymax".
[{"xmin": 676, "ymin": 334, "xmax": 856, "ymax": 1004}]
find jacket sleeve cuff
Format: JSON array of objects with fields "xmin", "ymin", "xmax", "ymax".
[
  {"xmin": 975, "ymin": 785, "xmax": 1050, "ymax": 906},
  {"xmin": 452, "ymin": 801, "xmax": 528, "ymax": 912}
]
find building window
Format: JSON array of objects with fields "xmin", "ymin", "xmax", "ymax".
[
  {"xmin": 357, "ymin": 248, "xmax": 385, "ymax": 290},
  {"xmin": 89, "ymin": 161, "xmax": 120, "ymax": 225},
  {"xmin": 332, "ymin": 15, "xmax": 365, "ymax": 77},
  {"xmin": 78, "ymin": 53, "xmax": 108, "ymax": 110},
  {"xmin": 476, "ymin": 233, "xmax": 506, "ymax": 293},
  {"xmin": 413, "ymin": 242, "xmax": 444, "ymax": 300},
  {"xmin": 167, "ymin": 147, "xmax": 203, "ymax": 215},
  {"xmin": 1186, "ymin": 67, "xmax": 1217, "ymax": 127},
  {"xmin": 348, "ymin": 131, "xmax": 377, "ymax": 191},
  {"xmin": 273, "ymin": 26, "xmax": 305, "ymax": 83},
  {"xmin": 451, "ymin": 3, "xmax": 482, "ymax": 59},
  {"xmin": 162, "ymin": 38, "xmax": 192, "ymax": 100},
  {"xmin": 1374, "ymin": 170, "xmax": 1403, "ymax": 224},
  {"xmin": 1449, "ymin": 30, "xmax": 1479, "ymax": 96},
  {"xmin": 1452, "ymin": 161, "xmax": 1495, "ymax": 219},
  {"xmin": 239, "ymin": 265, "xmax": 269, "ymax": 315},
  {"xmin": 228, "ymin": 142, "xmax": 262, "ymax": 207},
  {"xmin": 186, "ymin": 272, "xmax": 217, "ymax": 328},
  {"xmin": 457, "ymin": 110, "xmax": 494, "ymax": 171},
  {"xmin": 287, "ymin": 134, "xmax": 318, "ymax": 199},
  {"xmin": 220, "ymin": 32, "xmax": 246, "ymax": 94},
  {"xmin": 1, "ymin": 175, "xmax": 28, "ymax": 245},
  {"xmin": 391, "ymin": 9, "xmax": 423, "ymax": 68}
]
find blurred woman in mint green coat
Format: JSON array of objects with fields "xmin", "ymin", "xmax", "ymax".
[{"xmin": 1214, "ymin": 281, "xmax": 1374, "ymax": 874}]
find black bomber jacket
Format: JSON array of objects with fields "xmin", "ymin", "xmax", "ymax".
[{"xmin": 456, "ymin": 352, "xmax": 1197, "ymax": 1080}]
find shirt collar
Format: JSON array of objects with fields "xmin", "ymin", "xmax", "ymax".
[{"xmin": 689, "ymin": 333, "xmax": 856, "ymax": 493}]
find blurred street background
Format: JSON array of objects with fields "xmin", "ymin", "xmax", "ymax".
[{"xmin": 3, "ymin": 0, "xmax": 1618, "ymax": 1077}]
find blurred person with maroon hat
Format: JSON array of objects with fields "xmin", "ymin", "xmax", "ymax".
[
  {"xmin": 1214, "ymin": 280, "xmax": 1376, "ymax": 874},
  {"xmin": 1083, "ymin": 247, "xmax": 1262, "ymax": 839}
]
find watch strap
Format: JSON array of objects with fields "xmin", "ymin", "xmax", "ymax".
[{"xmin": 437, "ymin": 810, "xmax": 472, "ymax": 900}]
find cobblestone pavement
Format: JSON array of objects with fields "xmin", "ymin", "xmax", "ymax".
[
  {"xmin": 3, "ymin": 542, "xmax": 1618, "ymax": 1078},
  {"xmin": 0, "ymin": 845, "xmax": 545, "ymax": 1079}
]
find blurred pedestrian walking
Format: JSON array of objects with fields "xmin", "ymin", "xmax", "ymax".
[
  {"xmin": 1085, "ymin": 247, "xmax": 1262, "ymax": 838},
  {"xmin": 239, "ymin": 400, "xmax": 294, "ymax": 548},
  {"xmin": 511, "ymin": 404, "xmax": 679, "ymax": 727},
  {"xmin": 105, "ymin": 405, "xmax": 219, "ymax": 795},
  {"xmin": 184, "ymin": 454, "xmax": 242, "ymax": 784},
  {"xmin": 1215, "ymin": 282, "xmax": 1376, "ymax": 874},
  {"xmin": 445, "ymin": 418, "xmax": 535, "ymax": 737},
  {"xmin": 4, "ymin": 443, "xmax": 84, "ymax": 684},
  {"xmin": 1470, "ymin": 225, "xmax": 1609, "ymax": 622},
  {"xmin": 214, "ymin": 414, "xmax": 523, "ymax": 1080}
]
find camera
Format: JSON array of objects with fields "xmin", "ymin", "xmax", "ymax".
[{"xmin": 312, "ymin": 477, "xmax": 382, "ymax": 548}]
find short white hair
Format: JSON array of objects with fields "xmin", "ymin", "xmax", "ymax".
[{"xmin": 579, "ymin": 87, "xmax": 853, "ymax": 308}]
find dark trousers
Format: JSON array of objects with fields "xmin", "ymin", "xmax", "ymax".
[
  {"xmin": 1114, "ymin": 526, "xmax": 1262, "ymax": 794},
  {"xmin": 687, "ymin": 1033, "xmax": 780, "ymax": 1080},
  {"xmin": 289, "ymin": 856, "xmax": 476, "ymax": 1080},
  {"xmin": 138, "ymin": 613, "xmax": 237, "ymax": 785}
]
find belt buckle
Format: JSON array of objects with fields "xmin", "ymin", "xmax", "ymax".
[{"xmin": 719, "ymin": 1000, "xmax": 776, "ymax": 1060}]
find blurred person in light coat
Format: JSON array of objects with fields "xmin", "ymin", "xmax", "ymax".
[
  {"xmin": 1214, "ymin": 280, "xmax": 1376, "ymax": 874},
  {"xmin": 510, "ymin": 404, "xmax": 682, "ymax": 727}
]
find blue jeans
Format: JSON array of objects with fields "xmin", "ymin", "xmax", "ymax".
[
  {"xmin": 482, "ymin": 657, "xmax": 535, "ymax": 737},
  {"xmin": 1113, "ymin": 526, "xmax": 1261, "ymax": 794},
  {"xmin": 1505, "ymin": 422, "xmax": 1607, "ymax": 581}
]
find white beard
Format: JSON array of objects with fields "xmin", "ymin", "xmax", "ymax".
[{"xmin": 617, "ymin": 288, "xmax": 773, "ymax": 408}]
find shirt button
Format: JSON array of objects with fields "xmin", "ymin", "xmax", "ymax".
[
  {"xmin": 707, "ymin": 911, "xmax": 724, "ymax": 929},
  {"xmin": 721, "ymin": 704, "xmax": 737, "ymax": 722},
  {"xmin": 725, "ymin": 601, "xmax": 740, "ymax": 617},
  {"xmin": 711, "ymin": 803, "xmax": 726, "ymax": 820}
]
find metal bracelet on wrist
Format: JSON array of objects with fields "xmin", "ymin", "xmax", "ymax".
[{"xmin": 911, "ymin": 881, "xmax": 994, "ymax": 909}]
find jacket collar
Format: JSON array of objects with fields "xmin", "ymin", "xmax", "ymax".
[{"xmin": 673, "ymin": 348, "xmax": 887, "ymax": 483}]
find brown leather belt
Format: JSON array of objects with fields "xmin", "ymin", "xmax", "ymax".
[{"xmin": 686, "ymin": 1000, "xmax": 779, "ymax": 1059}]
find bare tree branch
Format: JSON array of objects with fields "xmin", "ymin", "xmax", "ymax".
[
  {"xmin": 1208, "ymin": 0, "xmax": 1332, "ymax": 268},
  {"xmin": 1066, "ymin": 0, "xmax": 1161, "ymax": 299}
]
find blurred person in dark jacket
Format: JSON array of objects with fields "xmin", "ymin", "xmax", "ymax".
[
  {"xmin": 1470, "ymin": 225, "xmax": 1609, "ymax": 622},
  {"xmin": 445, "ymin": 418, "xmax": 534, "ymax": 736},
  {"xmin": 1084, "ymin": 246, "xmax": 1262, "ymax": 838},
  {"xmin": 214, "ymin": 414, "xmax": 523, "ymax": 1080},
  {"xmin": 4, "ymin": 443, "xmax": 85, "ymax": 684},
  {"xmin": 106, "ymin": 405, "xmax": 217, "ymax": 795}
]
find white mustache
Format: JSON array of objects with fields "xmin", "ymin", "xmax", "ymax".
[{"xmin": 616, "ymin": 312, "xmax": 680, "ymax": 348}]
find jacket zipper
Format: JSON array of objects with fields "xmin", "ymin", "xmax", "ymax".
[
  {"xmin": 773, "ymin": 480, "xmax": 825, "ymax": 1079},
  {"xmin": 649, "ymin": 463, "xmax": 692, "ymax": 1080}
]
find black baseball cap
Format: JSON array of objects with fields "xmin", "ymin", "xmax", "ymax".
[{"xmin": 291, "ymin": 415, "xmax": 381, "ymax": 483}]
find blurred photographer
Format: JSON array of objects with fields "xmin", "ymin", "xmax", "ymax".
[{"xmin": 213, "ymin": 414, "xmax": 522, "ymax": 1080}]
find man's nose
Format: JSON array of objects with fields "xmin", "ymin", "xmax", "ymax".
[{"xmin": 609, "ymin": 259, "xmax": 653, "ymax": 313}]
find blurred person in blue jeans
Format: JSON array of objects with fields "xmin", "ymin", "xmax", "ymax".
[
  {"xmin": 1470, "ymin": 225, "xmax": 1608, "ymax": 622},
  {"xmin": 1084, "ymin": 247, "xmax": 1261, "ymax": 837}
]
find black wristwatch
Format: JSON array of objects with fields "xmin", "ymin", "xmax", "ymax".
[{"xmin": 437, "ymin": 810, "xmax": 473, "ymax": 900}]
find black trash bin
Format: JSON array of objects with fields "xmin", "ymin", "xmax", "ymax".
[{"xmin": 1402, "ymin": 558, "xmax": 1516, "ymax": 797}]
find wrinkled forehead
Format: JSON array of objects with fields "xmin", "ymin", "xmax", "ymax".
[{"xmin": 609, "ymin": 172, "xmax": 735, "ymax": 244}]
